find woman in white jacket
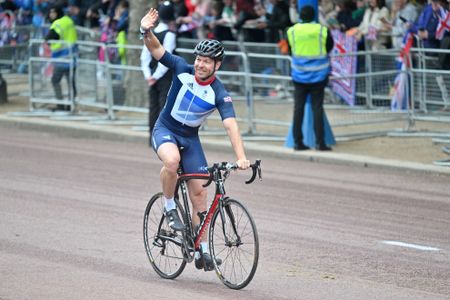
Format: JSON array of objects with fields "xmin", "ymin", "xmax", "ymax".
[{"xmin": 356, "ymin": 0, "xmax": 391, "ymax": 50}]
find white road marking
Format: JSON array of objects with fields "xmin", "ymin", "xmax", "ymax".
[{"xmin": 381, "ymin": 240, "xmax": 440, "ymax": 251}]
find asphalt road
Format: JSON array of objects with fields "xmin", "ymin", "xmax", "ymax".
[{"xmin": 1, "ymin": 126, "xmax": 450, "ymax": 300}]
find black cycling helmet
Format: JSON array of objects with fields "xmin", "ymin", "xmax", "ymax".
[
  {"xmin": 158, "ymin": 1, "xmax": 175, "ymax": 22},
  {"xmin": 194, "ymin": 39, "xmax": 225, "ymax": 61}
]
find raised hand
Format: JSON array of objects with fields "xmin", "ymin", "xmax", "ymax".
[{"xmin": 140, "ymin": 8, "xmax": 159, "ymax": 31}]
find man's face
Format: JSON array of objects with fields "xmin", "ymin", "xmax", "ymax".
[
  {"xmin": 49, "ymin": 8, "xmax": 57, "ymax": 21},
  {"xmin": 194, "ymin": 56, "xmax": 220, "ymax": 81}
]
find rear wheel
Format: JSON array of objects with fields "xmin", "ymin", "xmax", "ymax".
[
  {"xmin": 209, "ymin": 198, "xmax": 259, "ymax": 289},
  {"xmin": 143, "ymin": 192, "xmax": 186, "ymax": 279}
]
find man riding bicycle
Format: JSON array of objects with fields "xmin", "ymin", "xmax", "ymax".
[{"xmin": 140, "ymin": 8, "xmax": 250, "ymax": 271}]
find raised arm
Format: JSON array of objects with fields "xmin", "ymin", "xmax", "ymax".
[{"xmin": 140, "ymin": 8, "xmax": 166, "ymax": 61}]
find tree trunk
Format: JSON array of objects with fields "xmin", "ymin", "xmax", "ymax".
[{"xmin": 123, "ymin": 0, "xmax": 158, "ymax": 108}]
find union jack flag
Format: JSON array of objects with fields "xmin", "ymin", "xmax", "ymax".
[
  {"xmin": 436, "ymin": 8, "xmax": 450, "ymax": 40},
  {"xmin": 391, "ymin": 32, "xmax": 414, "ymax": 111},
  {"xmin": 223, "ymin": 96, "xmax": 232, "ymax": 102}
]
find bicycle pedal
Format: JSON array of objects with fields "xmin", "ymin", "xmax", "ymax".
[{"xmin": 152, "ymin": 239, "xmax": 163, "ymax": 247}]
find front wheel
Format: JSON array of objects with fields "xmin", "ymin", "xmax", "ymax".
[
  {"xmin": 209, "ymin": 198, "xmax": 259, "ymax": 289},
  {"xmin": 143, "ymin": 192, "xmax": 186, "ymax": 279}
]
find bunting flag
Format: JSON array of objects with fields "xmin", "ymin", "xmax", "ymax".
[
  {"xmin": 391, "ymin": 32, "xmax": 414, "ymax": 111},
  {"xmin": 330, "ymin": 30, "xmax": 357, "ymax": 106},
  {"xmin": 436, "ymin": 8, "xmax": 450, "ymax": 41}
]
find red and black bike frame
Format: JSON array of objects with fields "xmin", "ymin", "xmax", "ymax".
[
  {"xmin": 175, "ymin": 170, "xmax": 227, "ymax": 251},
  {"xmin": 175, "ymin": 160, "xmax": 260, "ymax": 254}
]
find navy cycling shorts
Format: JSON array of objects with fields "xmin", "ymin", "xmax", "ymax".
[{"xmin": 151, "ymin": 121, "xmax": 208, "ymax": 174}]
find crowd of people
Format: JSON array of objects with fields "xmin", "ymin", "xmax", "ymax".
[
  {"xmin": 0, "ymin": 0, "xmax": 129, "ymax": 49},
  {"xmin": 2, "ymin": 0, "xmax": 449, "ymax": 51}
]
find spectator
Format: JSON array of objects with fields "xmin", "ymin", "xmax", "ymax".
[
  {"xmin": 241, "ymin": 2, "xmax": 267, "ymax": 42},
  {"xmin": 287, "ymin": 5, "xmax": 334, "ymax": 151},
  {"xmin": 176, "ymin": 0, "xmax": 213, "ymax": 39},
  {"xmin": 320, "ymin": 0, "xmax": 336, "ymax": 24},
  {"xmin": 44, "ymin": 4, "xmax": 78, "ymax": 110},
  {"xmin": 31, "ymin": 0, "xmax": 51, "ymax": 34},
  {"xmin": 356, "ymin": 0, "xmax": 390, "ymax": 50},
  {"xmin": 86, "ymin": 0, "xmax": 119, "ymax": 29},
  {"xmin": 195, "ymin": 0, "xmax": 214, "ymax": 39},
  {"xmin": 382, "ymin": 0, "xmax": 418, "ymax": 49},
  {"xmin": 14, "ymin": 0, "xmax": 34, "ymax": 25},
  {"xmin": 336, "ymin": 0, "xmax": 364, "ymax": 31},
  {"xmin": 98, "ymin": 11, "xmax": 117, "ymax": 63},
  {"xmin": 0, "ymin": 10, "xmax": 15, "ymax": 46},
  {"xmin": 416, "ymin": 0, "xmax": 447, "ymax": 50},
  {"xmin": 172, "ymin": 0, "xmax": 191, "ymax": 38},
  {"xmin": 140, "ymin": 0, "xmax": 177, "ymax": 142},
  {"xmin": 68, "ymin": 0, "xmax": 84, "ymax": 26},
  {"xmin": 208, "ymin": 0, "xmax": 237, "ymax": 41},
  {"xmin": 255, "ymin": 0, "xmax": 292, "ymax": 43},
  {"xmin": 354, "ymin": 0, "xmax": 367, "ymax": 24},
  {"xmin": 234, "ymin": 0, "xmax": 258, "ymax": 30},
  {"xmin": 68, "ymin": 0, "xmax": 97, "ymax": 26},
  {"xmin": 113, "ymin": 0, "xmax": 128, "ymax": 65},
  {"xmin": 1, "ymin": 0, "xmax": 19, "ymax": 12},
  {"xmin": 290, "ymin": 0, "xmax": 334, "ymax": 25}
]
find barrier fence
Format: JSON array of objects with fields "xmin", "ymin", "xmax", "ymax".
[{"xmin": 1, "ymin": 27, "xmax": 450, "ymax": 141}]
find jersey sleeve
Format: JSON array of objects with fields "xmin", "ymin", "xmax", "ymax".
[
  {"xmin": 214, "ymin": 81, "xmax": 236, "ymax": 120},
  {"xmin": 159, "ymin": 51, "xmax": 190, "ymax": 75}
]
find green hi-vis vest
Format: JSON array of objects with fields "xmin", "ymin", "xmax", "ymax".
[
  {"xmin": 287, "ymin": 23, "xmax": 327, "ymax": 57},
  {"xmin": 287, "ymin": 22, "xmax": 330, "ymax": 83},
  {"xmin": 49, "ymin": 15, "xmax": 77, "ymax": 53}
]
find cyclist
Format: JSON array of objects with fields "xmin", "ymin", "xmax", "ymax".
[{"xmin": 140, "ymin": 8, "xmax": 250, "ymax": 271}]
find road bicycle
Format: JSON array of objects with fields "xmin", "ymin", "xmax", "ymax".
[{"xmin": 143, "ymin": 160, "xmax": 262, "ymax": 290}]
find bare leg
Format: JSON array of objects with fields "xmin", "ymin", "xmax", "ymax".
[
  {"xmin": 156, "ymin": 142, "xmax": 180, "ymax": 199},
  {"xmin": 188, "ymin": 179, "xmax": 208, "ymax": 242}
]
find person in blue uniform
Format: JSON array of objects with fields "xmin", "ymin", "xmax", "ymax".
[{"xmin": 140, "ymin": 8, "xmax": 250, "ymax": 271}]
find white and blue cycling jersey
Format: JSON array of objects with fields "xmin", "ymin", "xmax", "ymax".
[
  {"xmin": 157, "ymin": 51, "xmax": 236, "ymax": 136},
  {"xmin": 151, "ymin": 51, "xmax": 236, "ymax": 173}
]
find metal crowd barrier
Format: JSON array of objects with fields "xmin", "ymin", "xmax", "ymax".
[{"xmin": 3, "ymin": 34, "xmax": 449, "ymax": 141}]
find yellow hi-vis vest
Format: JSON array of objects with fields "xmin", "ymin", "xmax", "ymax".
[
  {"xmin": 287, "ymin": 23, "xmax": 330, "ymax": 83},
  {"xmin": 49, "ymin": 15, "xmax": 78, "ymax": 59}
]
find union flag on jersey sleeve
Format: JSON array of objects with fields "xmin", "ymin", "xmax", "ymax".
[{"xmin": 223, "ymin": 96, "xmax": 232, "ymax": 102}]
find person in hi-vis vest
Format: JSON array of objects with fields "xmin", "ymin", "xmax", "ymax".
[
  {"xmin": 45, "ymin": 5, "xmax": 78, "ymax": 110},
  {"xmin": 287, "ymin": 5, "xmax": 334, "ymax": 151}
]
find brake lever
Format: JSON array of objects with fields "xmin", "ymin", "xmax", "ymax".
[
  {"xmin": 202, "ymin": 173, "xmax": 213, "ymax": 187},
  {"xmin": 202, "ymin": 163, "xmax": 218, "ymax": 188},
  {"xmin": 245, "ymin": 159, "xmax": 262, "ymax": 184}
]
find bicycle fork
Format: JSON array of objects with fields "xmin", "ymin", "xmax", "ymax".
[{"xmin": 221, "ymin": 199, "xmax": 242, "ymax": 247}]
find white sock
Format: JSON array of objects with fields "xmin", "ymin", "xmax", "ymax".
[
  {"xmin": 201, "ymin": 242, "xmax": 209, "ymax": 253},
  {"xmin": 195, "ymin": 251, "xmax": 201, "ymax": 259},
  {"xmin": 164, "ymin": 196, "xmax": 176, "ymax": 211}
]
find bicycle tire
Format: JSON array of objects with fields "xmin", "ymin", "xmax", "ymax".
[
  {"xmin": 209, "ymin": 198, "xmax": 259, "ymax": 289},
  {"xmin": 143, "ymin": 192, "xmax": 187, "ymax": 279}
]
